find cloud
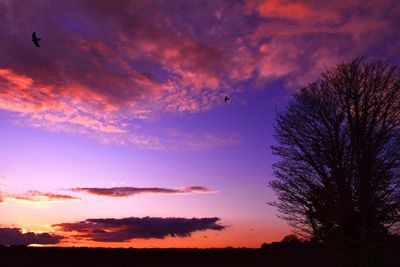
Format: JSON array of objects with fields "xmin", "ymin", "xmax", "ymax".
[
  {"xmin": 0, "ymin": 228, "xmax": 63, "ymax": 246},
  {"xmin": 0, "ymin": 0, "xmax": 238, "ymax": 150},
  {"xmin": 0, "ymin": 0, "xmax": 399, "ymax": 147},
  {"xmin": 2, "ymin": 190, "xmax": 80, "ymax": 203},
  {"xmin": 257, "ymin": 0, "xmax": 312, "ymax": 19},
  {"xmin": 0, "ymin": 185, "xmax": 213, "ymax": 204},
  {"xmin": 54, "ymin": 216, "xmax": 225, "ymax": 242},
  {"xmin": 245, "ymin": 0, "xmax": 400, "ymax": 87},
  {"xmin": 70, "ymin": 186, "xmax": 215, "ymax": 197}
]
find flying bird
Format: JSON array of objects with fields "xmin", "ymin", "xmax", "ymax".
[
  {"xmin": 32, "ymin": 32, "xmax": 41, "ymax": 47},
  {"xmin": 224, "ymin": 96, "xmax": 230, "ymax": 103}
]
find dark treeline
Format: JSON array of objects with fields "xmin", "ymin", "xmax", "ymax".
[
  {"xmin": 262, "ymin": 234, "xmax": 400, "ymax": 266},
  {"xmin": 0, "ymin": 246, "xmax": 339, "ymax": 267},
  {"xmin": 1, "ymin": 236, "xmax": 399, "ymax": 267}
]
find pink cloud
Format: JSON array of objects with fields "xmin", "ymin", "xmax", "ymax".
[
  {"xmin": 2, "ymin": 190, "xmax": 80, "ymax": 204},
  {"xmin": 241, "ymin": 0, "xmax": 400, "ymax": 88},
  {"xmin": 70, "ymin": 186, "xmax": 215, "ymax": 198},
  {"xmin": 0, "ymin": 0, "xmax": 399, "ymax": 148}
]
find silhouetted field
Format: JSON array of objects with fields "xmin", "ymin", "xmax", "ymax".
[
  {"xmin": 2, "ymin": 238, "xmax": 400, "ymax": 267},
  {"xmin": 0, "ymin": 246, "xmax": 342, "ymax": 267}
]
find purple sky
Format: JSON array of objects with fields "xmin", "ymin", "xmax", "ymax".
[{"xmin": 0, "ymin": 0, "xmax": 399, "ymax": 247}]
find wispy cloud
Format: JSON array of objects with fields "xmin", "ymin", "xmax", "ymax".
[
  {"xmin": 0, "ymin": 185, "xmax": 214, "ymax": 204},
  {"xmin": 70, "ymin": 186, "xmax": 215, "ymax": 198},
  {"xmin": 1, "ymin": 190, "xmax": 80, "ymax": 204},
  {"xmin": 54, "ymin": 216, "xmax": 225, "ymax": 242}
]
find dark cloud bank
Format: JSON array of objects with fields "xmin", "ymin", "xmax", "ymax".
[
  {"xmin": 0, "ymin": 216, "xmax": 225, "ymax": 245},
  {"xmin": 0, "ymin": 228, "xmax": 63, "ymax": 246},
  {"xmin": 54, "ymin": 216, "xmax": 226, "ymax": 242}
]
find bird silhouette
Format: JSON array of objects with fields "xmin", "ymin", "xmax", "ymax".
[
  {"xmin": 224, "ymin": 96, "xmax": 230, "ymax": 103},
  {"xmin": 32, "ymin": 32, "xmax": 41, "ymax": 47}
]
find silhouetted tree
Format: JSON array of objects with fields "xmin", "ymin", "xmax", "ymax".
[
  {"xmin": 281, "ymin": 234, "xmax": 300, "ymax": 243},
  {"xmin": 270, "ymin": 58, "xmax": 400, "ymax": 245}
]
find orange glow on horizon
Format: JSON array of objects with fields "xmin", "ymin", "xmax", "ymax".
[{"xmin": 17, "ymin": 222, "xmax": 290, "ymax": 248}]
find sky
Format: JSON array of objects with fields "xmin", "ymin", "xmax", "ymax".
[{"xmin": 0, "ymin": 0, "xmax": 399, "ymax": 248}]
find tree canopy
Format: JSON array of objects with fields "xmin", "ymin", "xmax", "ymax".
[{"xmin": 270, "ymin": 58, "xmax": 400, "ymax": 243}]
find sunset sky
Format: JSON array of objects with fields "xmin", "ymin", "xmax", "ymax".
[{"xmin": 0, "ymin": 0, "xmax": 399, "ymax": 248}]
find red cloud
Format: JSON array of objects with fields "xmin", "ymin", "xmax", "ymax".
[{"xmin": 258, "ymin": 0, "xmax": 311, "ymax": 19}]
